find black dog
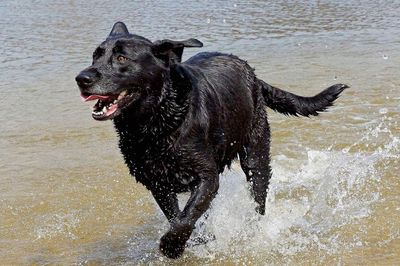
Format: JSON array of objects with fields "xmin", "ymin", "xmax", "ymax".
[{"xmin": 76, "ymin": 22, "xmax": 347, "ymax": 258}]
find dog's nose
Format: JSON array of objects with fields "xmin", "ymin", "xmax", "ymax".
[{"xmin": 75, "ymin": 70, "xmax": 98, "ymax": 89}]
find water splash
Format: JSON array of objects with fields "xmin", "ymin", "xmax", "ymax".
[
  {"xmin": 182, "ymin": 116, "xmax": 398, "ymax": 261},
  {"xmin": 34, "ymin": 211, "xmax": 81, "ymax": 240}
]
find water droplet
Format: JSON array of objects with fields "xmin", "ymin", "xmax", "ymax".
[
  {"xmin": 207, "ymin": 18, "xmax": 211, "ymax": 24},
  {"xmin": 379, "ymin": 108, "xmax": 388, "ymax": 114},
  {"xmin": 223, "ymin": 18, "xmax": 226, "ymax": 23},
  {"xmin": 334, "ymin": 75, "xmax": 337, "ymax": 80},
  {"xmin": 233, "ymin": 3, "xmax": 237, "ymax": 7},
  {"xmin": 382, "ymin": 54, "xmax": 388, "ymax": 60}
]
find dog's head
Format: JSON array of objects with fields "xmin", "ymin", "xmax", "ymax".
[{"xmin": 75, "ymin": 22, "xmax": 202, "ymax": 121}]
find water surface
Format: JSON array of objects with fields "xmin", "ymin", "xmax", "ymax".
[{"xmin": 1, "ymin": 0, "xmax": 399, "ymax": 264}]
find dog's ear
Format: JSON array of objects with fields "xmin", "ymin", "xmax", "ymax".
[
  {"xmin": 108, "ymin": 21, "xmax": 129, "ymax": 37},
  {"xmin": 152, "ymin": 39, "xmax": 203, "ymax": 64}
]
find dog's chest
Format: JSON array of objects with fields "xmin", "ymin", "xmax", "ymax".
[{"xmin": 119, "ymin": 136, "xmax": 196, "ymax": 191}]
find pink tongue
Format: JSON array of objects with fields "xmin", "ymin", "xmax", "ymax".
[
  {"xmin": 81, "ymin": 94, "xmax": 111, "ymax": 102},
  {"xmin": 106, "ymin": 104, "xmax": 118, "ymax": 116}
]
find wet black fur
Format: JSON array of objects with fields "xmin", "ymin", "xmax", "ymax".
[{"xmin": 76, "ymin": 22, "xmax": 348, "ymax": 259}]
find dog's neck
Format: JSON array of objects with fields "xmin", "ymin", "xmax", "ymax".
[{"xmin": 112, "ymin": 72, "xmax": 190, "ymax": 170}]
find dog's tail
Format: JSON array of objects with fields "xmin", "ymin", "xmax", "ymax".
[{"xmin": 260, "ymin": 80, "xmax": 348, "ymax": 117}]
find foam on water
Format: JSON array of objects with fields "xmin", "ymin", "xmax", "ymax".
[
  {"xmin": 180, "ymin": 115, "xmax": 399, "ymax": 260},
  {"xmin": 34, "ymin": 211, "xmax": 81, "ymax": 240}
]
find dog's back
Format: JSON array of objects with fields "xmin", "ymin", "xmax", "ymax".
[{"xmin": 178, "ymin": 52, "xmax": 260, "ymax": 169}]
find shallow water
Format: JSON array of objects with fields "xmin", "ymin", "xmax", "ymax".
[{"xmin": 1, "ymin": 0, "xmax": 399, "ymax": 265}]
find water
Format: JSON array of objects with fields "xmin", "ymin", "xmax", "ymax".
[{"xmin": 1, "ymin": 0, "xmax": 399, "ymax": 264}]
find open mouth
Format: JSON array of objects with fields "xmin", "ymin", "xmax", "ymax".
[{"xmin": 81, "ymin": 90, "xmax": 138, "ymax": 120}]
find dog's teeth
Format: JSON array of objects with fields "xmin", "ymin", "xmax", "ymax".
[
  {"xmin": 102, "ymin": 106, "xmax": 107, "ymax": 113},
  {"xmin": 113, "ymin": 100, "xmax": 118, "ymax": 104},
  {"xmin": 118, "ymin": 91, "xmax": 127, "ymax": 100},
  {"xmin": 92, "ymin": 110, "xmax": 104, "ymax": 116}
]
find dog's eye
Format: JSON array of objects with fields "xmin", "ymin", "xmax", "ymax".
[{"xmin": 117, "ymin": 55, "xmax": 128, "ymax": 63}]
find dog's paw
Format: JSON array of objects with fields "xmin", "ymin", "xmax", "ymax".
[{"xmin": 159, "ymin": 223, "xmax": 192, "ymax": 259}]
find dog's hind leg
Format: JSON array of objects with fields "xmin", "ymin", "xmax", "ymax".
[{"xmin": 239, "ymin": 120, "xmax": 272, "ymax": 215}]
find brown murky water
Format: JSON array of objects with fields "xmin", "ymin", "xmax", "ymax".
[{"xmin": 1, "ymin": 0, "xmax": 399, "ymax": 265}]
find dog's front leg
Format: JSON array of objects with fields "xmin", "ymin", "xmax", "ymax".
[
  {"xmin": 159, "ymin": 174, "xmax": 219, "ymax": 258},
  {"xmin": 151, "ymin": 189, "xmax": 180, "ymax": 223}
]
